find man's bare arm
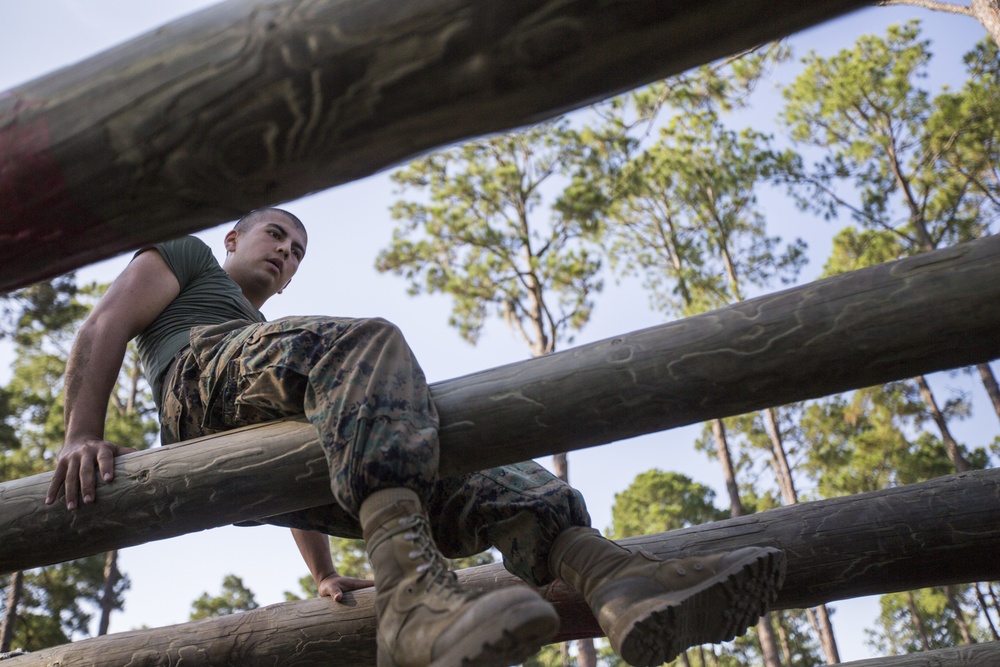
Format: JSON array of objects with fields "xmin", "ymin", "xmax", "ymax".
[
  {"xmin": 291, "ymin": 528, "xmax": 374, "ymax": 602},
  {"xmin": 47, "ymin": 249, "xmax": 181, "ymax": 509}
]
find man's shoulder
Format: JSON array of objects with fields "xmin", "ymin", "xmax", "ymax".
[
  {"xmin": 157, "ymin": 235, "xmax": 213, "ymax": 258},
  {"xmin": 137, "ymin": 235, "xmax": 213, "ymax": 263},
  {"xmin": 147, "ymin": 236, "xmax": 223, "ymax": 289}
]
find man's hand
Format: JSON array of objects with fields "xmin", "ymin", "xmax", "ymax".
[
  {"xmin": 317, "ymin": 573, "xmax": 374, "ymax": 602},
  {"xmin": 45, "ymin": 438, "xmax": 137, "ymax": 510}
]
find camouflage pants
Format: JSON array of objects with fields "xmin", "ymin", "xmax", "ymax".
[{"xmin": 159, "ymin": 316, "xmax": 590, "ymax": 585}]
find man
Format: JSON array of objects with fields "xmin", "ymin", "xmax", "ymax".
[{"xmin": 47, "ymin": 208, "xmax": 785, "ymax": 667}]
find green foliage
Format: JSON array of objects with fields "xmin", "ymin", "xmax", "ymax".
[
  {"xmin": 867, "ymin": 586, "xmax": 990, "ymax": 654},
  {"xmin": 0, "ymin": 280, "xmax": 158, "ymax": 485},
  {"xmin": 781, "ymin": 22, "xmax": 998, "ymax": 252},
  {"xmin": 798, "ymin": 383, "xmax": 984, "ymax": 497},
  {"xmin": 0, "ymin": 278, "xmax": 154, "ymax": 650},
  {"xmin": 598, "ymin": 42, "xmax": 790, "ymax": 133},
  {"xmin": 520, "ymin": 643, "xmax": 572, "ymax": 667},
  {"xmin": 604, "ymin": 105, "xmax": 804, "ymax": 317},
  {"xmin": 378, "ymin": 120, "xmax": 606, "ymax": 355},
  {"xmin": 821, "ymin": 226, "xmax": 907, "ymax": 277},
  {"xmin": 284, "ymin": 573, "xmax": 319, "ymax": 602},
  {"xmin": 1, "ymin": 556, "xmax": 126, "ymax": 652},
  {"xmin": 610, "ymin": 470, "xmax": 726, "ymax": 539},
  {"xmin": 764, "ymin": 610, "xmax": 823, "ymax": 667},
  {"xmin": 190, "ymin": 575, "xmax": 259, "ymax": 620},
  {"xmin": 0, "ymin": 275, "xmax": 88, "ymax": 347},
  {"xmin": 328, "ymin": 537, "xmax": 372, "ymax": 580},
  {"xmin": 518, "ymin": 640, "xmax": 625, "ymax": 667},
  {"xmin": 447, "ymin": 550, "xmax": 497, "ymax": 572}
]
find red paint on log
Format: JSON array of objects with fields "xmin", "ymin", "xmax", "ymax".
[{"xmin": 0, "ymin": 95, "xmax": 105, "ymax": 252}]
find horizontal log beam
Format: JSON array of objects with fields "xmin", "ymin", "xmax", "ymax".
[
  {"xmin": 2, "ymin": 236, "xmax": 1000, "ymax": 573},
  {"xmin": 840, "ymin": 642, "xmax": 1000, "ymax": 666},
  {"xmin": 0, "ymin": 0, "xmax": 869, "ymax": 291},
  {"xmin": 9, "ymin": 467, "xmax": 1000, "ymax": 666}
]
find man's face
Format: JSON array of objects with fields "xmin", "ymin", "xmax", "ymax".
[{"xmin": 224, "ymin": 213, "xmax": 308, "ymax": 305}]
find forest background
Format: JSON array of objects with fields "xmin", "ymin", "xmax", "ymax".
[{"xmin": 0, "ymin": 1, "xmax": 997, "ymax": 664}]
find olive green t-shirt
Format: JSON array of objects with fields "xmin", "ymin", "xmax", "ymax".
[{"xmin": 135, "ymin": 236, "xmax": 263, "ymax": 408}]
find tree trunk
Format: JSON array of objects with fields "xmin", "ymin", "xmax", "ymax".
[
  {"xmin": 915, "ymin": 375, "xmax": 970, "ymax": 473},
  {"xmin": 979, "ymin": 582, "xmax": 1000, "ymax": 640},
  {"xmin": 972, "ymin": 0, "xmax": 1000, "ymax": 48},
  {"xmin": 712, "ymin": 419, "xmax": 745, "ymax": 517},
  {"xmin": 814, "ymin": 604, "xmax": 841, "ymax": 663},
  {"xmin": 765, "ymin": 407, "xmax": 840, "ymax": 663},
  {"xmin": 553, "ymin": 453, "xmax": 569, "ymax": 484},
  {"xmin": 879, "ymin": 0, "xmax": 998, "ymax": 47},
  {"xmin": 758, "ymin": 613, "xmax": 783, "ymax": 667},
  {"xmin": 977, "ymin": 362, "xmax": 1000, "ymax": 425},
  {"xmin": 97, "ymin": 550, "xmax": 120, "ymax": 636},
  {"xmin": 908, "ymin": 591, "xmax": 933, "ymax": 651},
  {"xmin": 944, "ymin": 585, "xmax": 975, "ymax": 644},
  {"xmin": 764, "ymin": 408, "xmax": 797, "ymax": 503},
  {"xmin": 0, "ymin": 570, "xmax": 23, "ymax": 653},
  {"xmin": 777, "ymin": 616, "xmax": 794, "ymax": 665},
  {"xmin": 577, "ymin": 637, "xmax": 597, "ymax": 667}
]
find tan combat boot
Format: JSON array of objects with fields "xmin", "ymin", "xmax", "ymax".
[
  {"xmin": 360, "ymin": 488, "xmax": 559, "ymax": 667},
  {"xmin": 549, "ymin": 527, "xmax": 785, "ymax": 666}
]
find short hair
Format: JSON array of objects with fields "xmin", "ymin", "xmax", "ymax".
[{"xmin": 233, "ymin": 208, "xmax": 307, "ymax": 240}]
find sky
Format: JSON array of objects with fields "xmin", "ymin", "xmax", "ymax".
[{"xmin": 1, "ymin": 1, "xmax": 995, "ymax": 662}]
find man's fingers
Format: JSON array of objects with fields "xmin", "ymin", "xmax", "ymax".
[
  {"xmin": 96, "ymin": 444, "xmax": 117, "ymax": 483},
  {"xmin": 45, "ymin": 461, "xmax": 68, "ymax": 505},
  {"xmin": 64, "ymin": 457, "xmax": 81, "ymax": 510},
  {"xmin": 49, "ymin": 441, "xmax": 134, "ymax": 510},
  {"xmin": 79, "ymin": 452, "xmax": 97, "ymax": 505}
]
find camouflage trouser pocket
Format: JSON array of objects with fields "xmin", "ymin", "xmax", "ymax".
[{"xmin": 212, "ymin": 317, "xmax": 349, "ymax": 428}]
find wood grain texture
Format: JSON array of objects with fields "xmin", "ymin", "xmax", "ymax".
[
  {"xmin": 2, "ymin": 236, "xmax": 999, "ymax": 573},
  {"xmin": 0, "ymin": 0, "xmax": 869, "ymax": 290},
  {"xmin": 839, "ymin": 642, "xmax": 1000, "ymax": 666},
  {"xmin": 433, "ymin": 235, "xmax": 1000, "ymax": 474},
  {"xmin": 8, "ymin": 467, "xmax": 1000, "ymax": 665}
]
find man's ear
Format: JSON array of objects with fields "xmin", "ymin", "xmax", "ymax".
[
  {"xmin": 278, "ymin": 279, "xmax": 292, "ymax": 295},
  {"xmin": 224, "ymin": 230, "xmax": 239, "ymax": 254}
]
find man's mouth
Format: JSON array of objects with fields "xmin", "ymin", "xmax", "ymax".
[{"xmin": 266, "ymin": 258, "xmax": 283, "ymax": 272}]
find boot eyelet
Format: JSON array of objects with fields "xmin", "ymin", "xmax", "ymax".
[
  {"xmin": 676, "ymin": 567, "xmax": 686, "ymax": 576},
  {"xmin": 694, "ymin": 563, "xmax": 703, "ymax": 571}
]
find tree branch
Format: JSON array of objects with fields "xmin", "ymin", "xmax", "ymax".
[{"xmin": 876, "ymin": 0, "xmax": 976, "ymax": 16}]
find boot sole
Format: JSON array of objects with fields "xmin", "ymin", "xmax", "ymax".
[
  {"xmin": 376, "ymin": 588, "xmax": 560, "ymax": 667},
  {"xmin": 614, "ymin": 546, "xmax": 786, "ymax": 666}
]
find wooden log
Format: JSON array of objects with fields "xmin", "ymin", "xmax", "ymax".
[
  {"xmin": 0, "ymin": 0, "xmax": 870, "ymax": 291},
  {"xmin": 435, "ymin": 235, "xmax": 1000, "ymax": 473},
  {"xmin": 2, "ymin": 236, "xmax": 1000, "ymax": 573},
  {"xmin": 8, "ymin": 467, "xmax": 1000, "ymax": 666},
  {"xmin": 839, "ymin": 643, "xmax": 1000, "ymax": 666}
]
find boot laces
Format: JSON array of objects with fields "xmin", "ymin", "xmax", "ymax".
[{"xmin": 399, "ymin": 515, "xmax": 463, "ymax": 599}]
